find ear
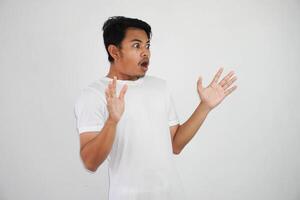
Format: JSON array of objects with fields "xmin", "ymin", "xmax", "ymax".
[{"xmin": 108, "ymin": 44, "xmax": 120, "ymax": 61}]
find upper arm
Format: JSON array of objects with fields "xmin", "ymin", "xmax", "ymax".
[
  {"xmin": 165, "ymin": 81, "xmax": 180, "ymax": 141},
  {"xmin": 169, "ymin": 124, "xmax": 179, "ymax": 142},
  {"xmin": 74, "ymin": 90, "xmax": 107, "ymax": 149},
  {"xmin": 80, "ymin": 132, "xmax": 98, "ymax": 152},
  {"xmin": 74, "ymin": 88, "xmax": 107, "ymax": 132}
]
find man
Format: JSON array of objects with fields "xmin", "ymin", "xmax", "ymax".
[{"xmin": 74, "ymin": 16, "xmax": 237, "ymax": 200}]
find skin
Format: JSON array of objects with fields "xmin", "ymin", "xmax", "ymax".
[
  {"xmin": 79, "ymin": 28, "xmax": 151, "ymax": 171},
  {"xmin": 105, "ymin": 27, "xmax": 151, "ymax": 123},
  {"xmin": 170, "ymin": 67, "xmax": 237, "ymax": 154},
  {"xmin": 106, "ymin": 27, "xmax": 151, "ymax": 81},
  {"xmin": 79, "ymin": 27, "xmax": 238, "ymax": 172}
]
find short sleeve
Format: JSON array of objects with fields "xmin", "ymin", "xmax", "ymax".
[
  {"xmin": 165, "ymin": 82, "xmax": 180, "ymax": 127},
  {"xmin": 74, "ymin": 89, "xmax": 107, "ymax": 134}
]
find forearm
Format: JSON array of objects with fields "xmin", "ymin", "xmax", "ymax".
[
  {"xmin": 173, "ymin": 102, "xmax": 211, "ymax": 153},
  {"xmin": 80, "ymin": 118, "xmax": 117, "ymax": 171}
]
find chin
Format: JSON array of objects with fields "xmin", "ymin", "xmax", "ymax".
[{"xmin": 138, "ymin": 73, "xmax": 146, "ymax": 78}]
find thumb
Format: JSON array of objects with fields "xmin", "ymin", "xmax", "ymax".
[
  {"xmin": 197, "ymin": 76, "xmax": 203, "ymax": 92},
  {"xmin": 119, "ymin": 84, "xmax": 128, "ymax": 100}
]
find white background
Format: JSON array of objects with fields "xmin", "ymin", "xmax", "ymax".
[{"xmin": 1, "ymin": 0, "xmax": 299, "ymax": 199}]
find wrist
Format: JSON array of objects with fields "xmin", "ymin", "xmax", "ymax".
[
  {"xmin": 107, "ymin": 117, "xmax": 118, "ymax": 126},
  {"xmin": 199, "ymin": 102, "xmax": 212, "ymax": 113}
]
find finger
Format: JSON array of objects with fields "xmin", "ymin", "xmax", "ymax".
[
  {"xmin": 197, "ymin": 76, "xmax": 203, "ymax": 92},
  {"xmin": 111, "ymin": 76, "xmax": 117, "ymax": 97},
  {"xmin": 211, "ymin": 67, "xmax": 224, "ymax": 85},
  {"xmin": 220, "ymin": 71, "xmax": 235, "ymax": 87},
  {"xmin": 105, "ymin": 87, "xmax": 110, "ymax": 100},
  {"xmin": 119, "ymin": 84, "xmax": 128, "ymax": 101},
  {"xmin": 113, "ymin": 76, "xmax": 117, "ymax": 96},
  {"xmin": 224, "ymin": 85, "xmax": 237, "ymax": 96},
  {"xmin": 108, "ymin": 82, "xmax": 114, "ymax": 97},
  {"xmin": 223, "ymin": 76, "xmax": 237, "ymax": 90},
  {"xmin": 109, "ymin": 80, "xmax": 116, "ymax": 98}
]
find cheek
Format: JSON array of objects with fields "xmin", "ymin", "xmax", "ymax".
[
  {"xmin": 120, "ymin": 50, "xmax": 140, "ymax": 67},
  {"xmin": 126, "ymin": 53, "xmax": 140, "ymax": 65}
]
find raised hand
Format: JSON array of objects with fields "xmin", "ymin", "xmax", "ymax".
[
  {"xmin": 197, "ymin": 67, "xmax": 237, "ymax": 111},
  {"xmin": 105, "ymin": 76, "xmax": 128, "ymax": 123}
]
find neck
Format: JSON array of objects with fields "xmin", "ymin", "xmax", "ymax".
[{"xmin": 106, "ymin": 63, "xmax": 140, "ymax": 81}]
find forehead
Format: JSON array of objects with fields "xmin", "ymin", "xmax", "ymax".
[{"xmin": 123, "ymin": 28, "xmax": 149, "ymax": 42}]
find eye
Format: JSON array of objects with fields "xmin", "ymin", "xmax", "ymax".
[
  {"xmin": 146, "ymin": 44, "xmax": 151, "ymax": 49},
  {"xmin": 133, "ymin": 43, "xmax": 140, "ymax": 48}
]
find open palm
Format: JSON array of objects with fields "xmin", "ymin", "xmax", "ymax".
[
  {"xmin": 197, "ymin": 67, "xmax": 238, "ymax": 110},
  {"xmin": 105, "ymin": 76, "xmax": 128, "ymax": 123}
]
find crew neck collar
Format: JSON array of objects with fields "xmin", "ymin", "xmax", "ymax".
[{"xmin": 101, "ymin": 76, "xmax": 145, "ymax": 86}]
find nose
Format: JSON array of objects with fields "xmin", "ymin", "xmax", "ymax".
[{"xmin": 141, "ymin": 47, "xmax": 150, "ymax": 57}]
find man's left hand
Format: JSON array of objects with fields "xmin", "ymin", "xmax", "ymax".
[{"xmin": 197, "ymin": 67, "xmax": 238, "ymax": 111}]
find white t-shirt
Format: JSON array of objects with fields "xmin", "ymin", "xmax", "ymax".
[{"xmin": 74, "ymin": 75, "xmax": 186, "ymax": 200}]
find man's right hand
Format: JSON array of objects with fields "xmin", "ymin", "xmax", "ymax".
[{"xmin": 105, "ymin": 76, "xmax": 128, "ymax": 124}]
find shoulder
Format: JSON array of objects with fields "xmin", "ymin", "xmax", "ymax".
[{"xmin": 74, "ymin": 79, "xmax": 106, "ymax": 108}]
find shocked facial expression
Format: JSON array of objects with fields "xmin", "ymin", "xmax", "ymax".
[{"xmin": 115, "ymin": 28, "xmax": 151, "ymax": 79}]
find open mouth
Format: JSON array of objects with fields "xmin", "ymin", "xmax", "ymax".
[{"xmin": 139, "ymin": 60, "xmax": 149, "ymax": 70}]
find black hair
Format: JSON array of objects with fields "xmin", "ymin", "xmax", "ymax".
[{"xmin": 102, "ymin": 16, "xmax": 152, "ymax": 63}]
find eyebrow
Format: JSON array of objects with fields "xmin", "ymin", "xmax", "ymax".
[{"xmin": 130, "ymin": 39, "xmax": 150, "ymax": 43}]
